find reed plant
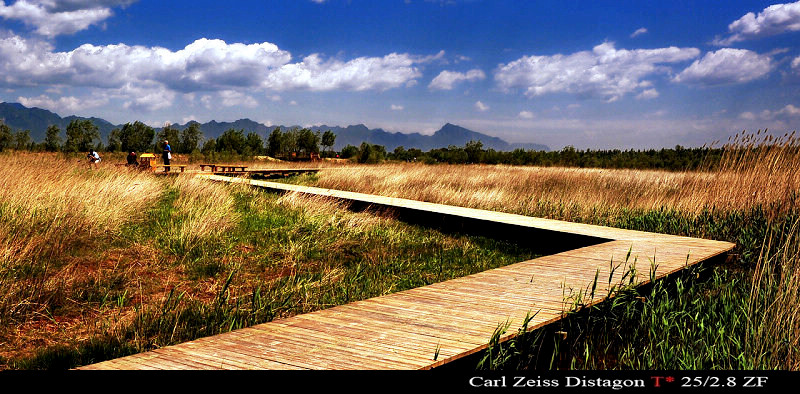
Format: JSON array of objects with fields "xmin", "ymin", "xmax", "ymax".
[
  {"xmin": 309, "ymin": 132, "xmax": 800, "ymax": 219},
  {"xmin": 0, "ymin": 152, "xmax": 161, "ymax": 340},
  {"xmin": 0, "ymin": 157, "xmax": 539, "ymax": 368}
]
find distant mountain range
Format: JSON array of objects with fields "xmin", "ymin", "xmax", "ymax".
[{"xmin": 0, "ymin": 102, "xmax": 549, "ymax": 152}]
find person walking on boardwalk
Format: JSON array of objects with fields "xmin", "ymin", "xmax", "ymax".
[
  {"xmin": 87, "ymin": 149, "xmax": 101, "ymax": 170},
  {"xmin": 162, "ymin": 140, "xmax": 171, "ymax": 172}
]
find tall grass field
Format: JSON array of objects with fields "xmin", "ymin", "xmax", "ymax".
[{"xmin": 1, "ymin": 130, "xmax": 799, "ymax": 370}]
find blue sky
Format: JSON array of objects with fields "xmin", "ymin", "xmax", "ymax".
[{"xmin": 1, "ymin": 0, "xmax": 799, "ymax": 149}]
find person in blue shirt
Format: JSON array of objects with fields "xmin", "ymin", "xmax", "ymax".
[{"xmin": 162, "ymin": 140, "xmax": 171, "ymax": 172}]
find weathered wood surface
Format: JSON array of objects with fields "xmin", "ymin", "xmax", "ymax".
[{"xmin": 78, "ymin": 175, "xmax": 735, "ymax": 370}]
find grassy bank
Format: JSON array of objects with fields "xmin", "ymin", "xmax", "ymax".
[
  {"xmin": 292, "ymin": 133, "xmax": 800, "ymax": 370},
  {"xmin": 3, "ymin": 131, "xmax": 799, "ymax": 370},
  {"xmin": 0, "ymin": 152, "xmax": 539, "ymax": 369}
]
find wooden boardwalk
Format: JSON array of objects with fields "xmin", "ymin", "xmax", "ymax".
[{"xmin": 78, "ymin": 175, "xmax": 735, "ymax": 370}]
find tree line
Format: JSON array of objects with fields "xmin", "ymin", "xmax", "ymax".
[
  {"xmin": 0, "ymin": 119, "xmax": 337, "ymax": 160},
  {"xmin": 338, "ymin": 140, "xmax": 726, "ymax": 171},
  {"xmin": 2, "ymin": 118, "xmax": 729, "ymax": 171}
]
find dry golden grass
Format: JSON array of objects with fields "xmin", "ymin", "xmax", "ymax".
[
  {"xmin": 168, "ymin": 175, "xmax": 239, "ymax": 254},
  {"xmin": 3, "ymin": 131, "xmax": 799, "ymax": 369},
  {"xmin": 747, "ymin": 216, "xmax": 800, "ymax": 369},
  {"xmin": 0, "ymin": 152, "xmax": 167, "ymax": 360},
  {"xmin": 312, "ymin": 134, "xmax": 800, "ymax": 219},
  {"xmin": 0, "ymin": 152, "xmax": 162, "ymax": 267}
]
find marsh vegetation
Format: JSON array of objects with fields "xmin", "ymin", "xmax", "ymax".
[{"xmin": 1, "ymin": 130, "xmax": 798, "ymax": 370}]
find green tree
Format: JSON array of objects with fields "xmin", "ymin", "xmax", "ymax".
[
  {"xmin": 107, "ymin": 127, "xmax": 122, "ymax": 152},
  {"xmin": 179, "ymin": 123, "xmax": 203, "ymax": 153},
  {"xmin": 357, "ymin": 142, "xmax": 385, "ymax": 164},
  {"xmin": 64, "ymin": 119, "xmax": 100, "ymax": 152},
  {"xmin": 0, "ymin": 121, "xmax": 13, "ymax": 151},
  {"xmin": 297, "ymin": 128, "xmax": 320, "ymax": 155},
  {"xmin": 245, "ymin": 132, "xmax": 264, "ymax": 156},
  {"xmin": 267, "ymin": 127, "xmax": 285, "ymax": 157},
  {"xmin": 13, "ymin": 130, "xmax": 32, "ymax": 150},
  {"xmin": 392, "ymin": 146, "xmax": 408, "ymax": 161},
  {"xmin": 340, "ymin": 144, "xmax": 358, "ymax": 159},
  {"xmin": 216, "ymin": 129, "xmax": 247, "ymax": 154},
  {"xmin": 155, "ymin": 124, "xmax": 179, "ymax": 153},
  {"xmin": 284, "ymin": 128, "xmax": 299, "ymax": 155},
  {"xmin": 464, "ymin": 140, "xmax": 484, "ymax": 163},
  {"xmin": 44, "ymin": 124, "xmax": 62, "ymax": 152},
  {"xmin": 321, "ymin": 130, "xmax": 336, "ymax": 155},
  {"xmin": 116, "ymin": 121, "xmax": 155, "ymax": 153},
  {"xmin": 201, "ymin": 138, "xmax": 217, "ymax": 155}
]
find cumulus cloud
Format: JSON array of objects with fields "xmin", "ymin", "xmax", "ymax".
[
  {"xmin": 0, "ymin": 35, "xmax": 292, "ymax": 90},
  {"xmin": 428, "ymin": 68, "xmax": 486, "ymax": 90},
  {"xmin": 739, "ymin": 111, "xmax": 757, "ymax": 120},
  {"xmin": 744, "ymin": 104, "xmax": 800, "ymax": 120},
  {"xmin": 714, "ymin": 1, "xmax": 800, "ymax": 45},
  {"xmin": 0, "ymin": 33, "xmax": 431, "ymax": 112},
  {"xmin": 264, "ymin": 52, "xmax": 422, "ymax": 92},
  {"xmin": 630, "ymin": 27, "xmax": 648, "ymax": 38},
  {"xmin": 495, "ymin": 42, "xmax": 698, "ymax": 101},
  {"xmin": 793, "ymin": 55, "xmax": 800, "ymax": 71},
  {"xmin": 673, "ymin": 48, "xmax": 773, "ymax": 86},
  {"xmin": 0, "ymin": 0, "xmax": 135, "ymax": 37},
  {"xmin": 391, "ymin": 104, "xmax": 404, "ymax": 110},
  {"xmin": 17, "ymin": 93, "xmax": 108, "ymax": 112},
  {"xmin": 518, "ymin": 110, "xmax": 534, "ymax": 119},
  {"xmin": 219, "ymin": 90, "xmax": 258, "ymax": 108},
  {"xmin": 474, "ymin": 100, "xmax": 489, "ymax": 111},
  {"xmin": 119, "ymin": 83, "xmax": 175, "ymax": 112},
  {"xmin": 636, "ymin": 88, "xmax": 659, "ymax": 99}
]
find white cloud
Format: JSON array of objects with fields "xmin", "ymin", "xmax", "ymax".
[
  {"xmin": 751, "ymin": 104, "xmax": 800, "ymax": 120},
  {"xmin": 200, "ymin": 95, "xmax": 212, "ymax": 109},
  {"xmin": 120, "ymin": 83, "xmax": 175, "ymax": 112},
  {"xmin": 474, "ymin": 100, "xmax": 489, "ymax": 111},
  {"xmin": 289, "ymin": 100, "xmax": 297, "ymax": 105},
  {"xmin": 416, "ymin": 49, "xmax": 446, "ymax": 64},
  {"xmin": 518, "ymin": 110, "xmax": 534, "ymax": 119},
  {"xmin": 636, "ymin": 88, "xmax": 659, "ymax": 99},
  {"xmin": 0, "ymin": 0, "xmax": 135, "ymax": 37},
  {"xmin": 391, "ymin": 104, "xmax": 404, "ymax": 110},
  {"xmin": 739, "ymin": 111, "xmax": 757, "ymax": 120},
  {"xmin": 17, "ymin": 93, "xmax": 107, "ymax": 112},
  {"xmin": 0, "ymin": 35, "xmax": 292, "ymax": 90},
  {"xmin": 792, "ymin": 55, "xmax": 800, "ymax": 71},
  {"xmin": 264, "ymin": 52, "xmax": 422, "ymax": 92},
  {"xmin": 630, "ymin": 27, "xmax": 648, "ymax": 38},
  {"xmin": 775, "ymin": 104, "xmax": 800, "ymax": 117},
  {"xmin": 218, "ymin": 90, "xmax": 258, "ymax": 108},
  {"xmin": 429, "ymin": 68, "xmax": 486, "ymax": 90},
  {"xmin": 268, "ymin": 94, "xmax": 281, "ymax": 102},
  {"xmin": 495, "ymin": 42, "xmax": 699, "ymax": 101},
  {"xmin": 0, "ymin": 34, "xmax": 431, "ymax": 112},
  {"xmin": 673, "ymin": 48, "xmax": 773, "ymax": 86},
  {"xmin": 714, "ymin": 1, "xmax": 800, "ymax": 45}
]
